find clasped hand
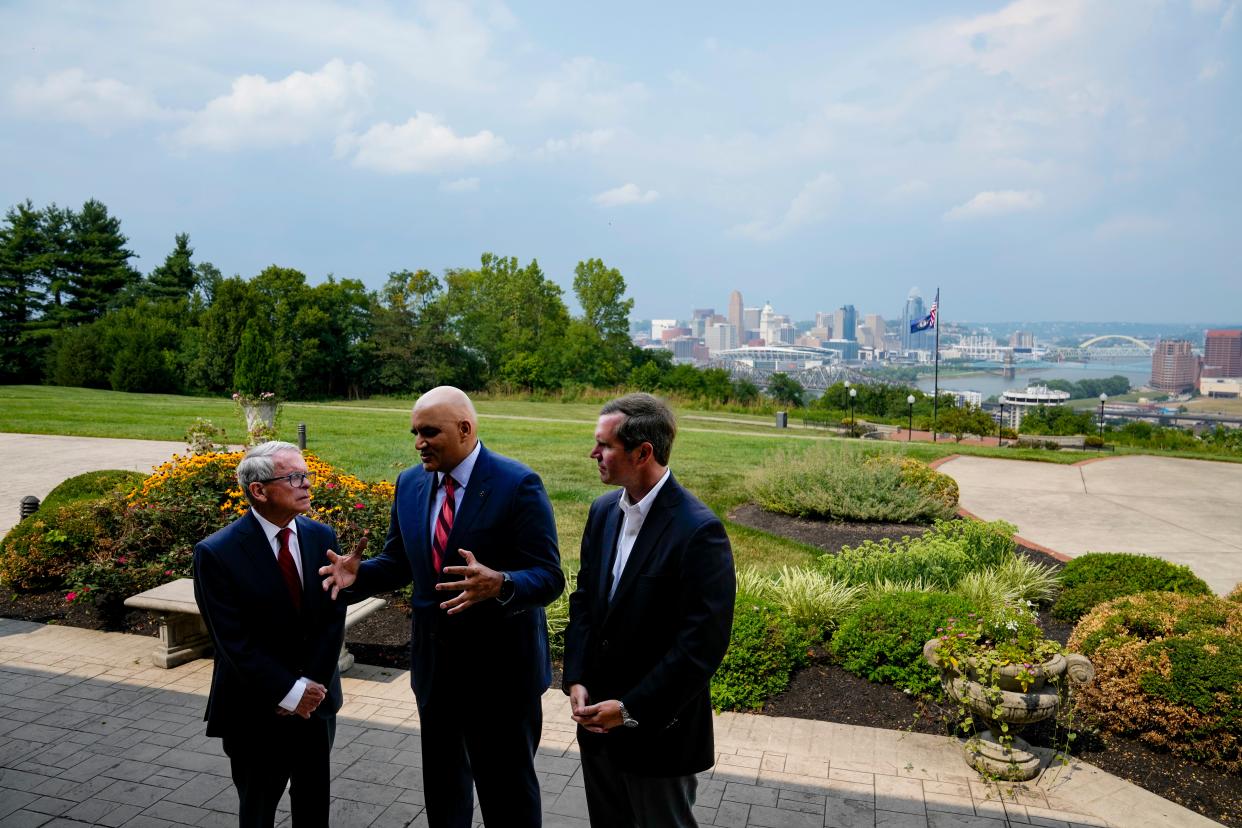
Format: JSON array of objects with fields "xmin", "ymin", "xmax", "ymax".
[
  {"xmin": 276, "ymin": 680, "xmax": 327, "ymax": 720},
  {"xmin": 568, "ymin": 684, "xmax": 623, "ymax": 733}
]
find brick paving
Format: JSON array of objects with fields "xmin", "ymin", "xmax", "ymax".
[{"xmin": 0, "ymin": 619, "xmax": 1223, "ymax": 827}]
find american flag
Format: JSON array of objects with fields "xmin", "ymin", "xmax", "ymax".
[{"xmin": 910, "ymin": 299, "xmax": 937, "ymax": 333}]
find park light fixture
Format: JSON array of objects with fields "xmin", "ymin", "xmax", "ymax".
[
  {"xmin": 849, "ymin": 387, "xmax": 857, "ymax": 431},
  {"xmin": 906, "ymin": 394, "xmax": 915, "ymax": 442},
  {"xmin": 1098, "ymin": 393, "xmax": 1108, "ymax": 442}
]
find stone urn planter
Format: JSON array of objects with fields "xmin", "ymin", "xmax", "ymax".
[
  {"xmin": 241, "ymin": 400, "xmax": 278, "ymax": 433},
  {"xmin": 924, "ymin": 638, "xmax": 1094, "ymax": 780}
]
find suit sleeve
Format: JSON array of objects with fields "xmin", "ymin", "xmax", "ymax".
[
  {"xmin": 353, "ymin": 478, "xmax": 415, "ymax": 598},
  {"xmin": 308, "ymin": 525, "xmax": 348, "ymax": 684},
  {"xmin": 624, "ymin": 517, "xmax": 735, "ymax": 729},
  {"xmin": 193, "ymin": 539, "xmax": 300, "ymax": 707},
  {"xmin": 500, "ymin": 471, "xmax": 565, "ymax": 612},
  {"xmin": 562, "ymin": 501, "xmax": 599, "ymax": 691}
]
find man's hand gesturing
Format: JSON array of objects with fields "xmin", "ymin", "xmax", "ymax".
[{"xmin": 319, "ymin": 530, "xmax": 367, "ymax": 599}]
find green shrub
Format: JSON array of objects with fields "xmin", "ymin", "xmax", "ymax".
[
  {"xmin": 830, "ymin": 591, "xmax": 979, "ymax": 694},
  {"xmin": 735, "ymin": 566, "xmax": 774, "ymax": 601},
  {"xmin": 953, "ymin": 556, "xmax": 1062, "ymax": 614},
  {"xmin": 0, "ymin": 498, "xmax": 125, "ymax": 591},
  {"xmin": 1051, "ymin": 553, "xmax": 1211, "ymax": 622},
  {"xmin": 42, "ymin": 470, "xmax": 146, "ymax": 507},
  {"xmin": 1069, "ymin": 592, "xmax": 1242, "ymax": 772},
  {"xmin": 545, "ymin": 570, "xmax": 576, "ymax": 659},
  {"xmin": 749, "ymin": 445, "xmax": 957, "ymax": 523},
  {"xmin": 711, "ymin": 598, "xmax": 810, "ymax": 711},
  {"xmin": 820, "ymin": 519, "xmax": 1016, "ymax": 590}
]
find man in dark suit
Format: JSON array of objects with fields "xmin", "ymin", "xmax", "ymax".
[
  {"xmin": 193, "ymin": 440, "xmax": 347, "ymax": 828},
  {"xmin": 564, "ymin": 393, "xmax": 736, "ymax": 828},
  {"xmin": 319, "ymin": 386, "xmax": 564, "ymax": 828}
]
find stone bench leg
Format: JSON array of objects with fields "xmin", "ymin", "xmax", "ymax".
[
  {"xmin": 338, "ymin": 642, "xmax": 354, "ymax": 673},
  {"xmin": 153, "ymin": 613, "xmax": 213, "ymax": 668}
]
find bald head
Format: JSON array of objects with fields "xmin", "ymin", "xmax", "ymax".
[{"xmin": 410, "ymin": 386, "xmax": 479, "ymax": 473}]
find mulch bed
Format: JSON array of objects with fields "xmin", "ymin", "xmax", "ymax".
[{"xmin": 3, "ymin": 510, "xmax": 1239, "ymax": 825}]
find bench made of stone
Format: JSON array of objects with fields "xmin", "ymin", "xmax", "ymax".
[{"xmin": 123, "ymin": 578, "xmax": 386, "ymax": 672}]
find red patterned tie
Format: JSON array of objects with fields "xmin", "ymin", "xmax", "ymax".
[
  {"xmin": 276, "ymin": 527, "xmax": 302, "ymax": 611},
  {"xmin": 432, "ymin": 475, "xmax": 457, "ymax": 572}
]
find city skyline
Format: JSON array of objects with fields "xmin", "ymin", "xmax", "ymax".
[{"xmin": 2, "ymin": 2, "xmax": 1239, "ymax": 323}]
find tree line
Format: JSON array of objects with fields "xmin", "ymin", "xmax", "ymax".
[{"xmin": 0, "ymin": 199, "xmax": 763, "ymax": 403}]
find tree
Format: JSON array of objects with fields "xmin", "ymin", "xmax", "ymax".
[
  {"xmin": 145, "ymin": 233, "xmax": 198, "ymax": 301},
  {"xmin": 59, "ymin": 199, "xmax": 140, "ymax": 326},
  {"xmin": 565, "ymin": 258, "xmax": 633, "ymax": 385},
  {"xmin": 767, "ymin": 373, "xmax": 805, "ymax": 408},
  {"xmin": 189, "ymin": 276, "xmax": 259, "ymax": 392},
  {"xmin": 0, "ymin": 200, "xmax": 48, "ymax": 381},
  {"xmin": 233, "ymin": 320, "xmax": 280, "ymax": 395},
  {"xmin": 937, "ymin": 403, "xmax": 996, "ymax": 442}
]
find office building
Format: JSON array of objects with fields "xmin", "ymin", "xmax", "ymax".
[
  {"xmin": 706, "ymin": 322, "xmax": 739, "ymax": 354},
  {"xmin": 650, "ymin": 319, "xmax": 678, "ymax": 341},
  {"xmin": 1150, "ymin": 339, "xmax": 1200, "ymax": 392},
  {"xmin": 1010, "ymin": 331, "xmax": 1035, "ymax": 349},
  {"xmin": 900, "ymin": 289, "xmax": 933, "ymax": 351},
  {"xmin": 728, "ymin": 291, "xmax": 744, "ymax": 334},
  {"xmin": 833, "ymin": 305, "xmax": 857, "ymax": 342},
  {"xmin": 1000, "ymin": 385, "xmax": 1071, "ymax": 429},
  {"xmin": 1203, "ymin": 329, "xmax": 1242, "ymax": 378}
]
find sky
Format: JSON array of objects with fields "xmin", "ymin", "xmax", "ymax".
[{"xmin": 2, "ymin": 0, "xmax": 1239, "ymax": 325}]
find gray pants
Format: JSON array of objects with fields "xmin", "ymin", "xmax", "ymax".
[{"xmin": 580, "ymin": 746, "xmax": 698, "ymax": 828}]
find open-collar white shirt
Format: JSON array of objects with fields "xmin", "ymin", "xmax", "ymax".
[{"xmin": 609, "ymin": 468, "xmax": 671, "ymax": 601}]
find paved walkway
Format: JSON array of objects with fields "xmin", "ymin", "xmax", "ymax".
[
  {"xmin": 0, "ymin": 619, "xmax": 1223, "ymax": 828},
  {"xmin": 0, "ymin": 434, "xmax": 187, "ymax": 538},
  {"xmin": 937, "ymin": 455, "xmax": 1242, "ymax": 595}
]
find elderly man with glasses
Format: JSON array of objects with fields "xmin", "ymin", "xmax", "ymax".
[{"xmin": 193, "ymin": 440, "xmax": 348, "ymax": 828}]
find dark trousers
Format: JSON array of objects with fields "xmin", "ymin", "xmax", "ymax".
[
  {"xmin": 222, "ymin": 714, "xmax": 335, "ymax": 828},
  {"xmin": 580, "ymin": 745, "xmax": 698, "ymax": 828},
  {"xmin": 418, "ymin": 690, "xmax": 543, "ymax": 828}
]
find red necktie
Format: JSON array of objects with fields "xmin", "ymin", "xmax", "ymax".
[
  {"xmin": 432, "ymin": 475, "xmax": 457, "ymax": 572},
  {"xmin": 276, "ymin": 527, "xmax": 302, "ymax": 611}
]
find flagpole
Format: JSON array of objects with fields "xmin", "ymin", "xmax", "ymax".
[{"xmin": 932, "ymin": 288, "xmax": 940, "ymax": 443}]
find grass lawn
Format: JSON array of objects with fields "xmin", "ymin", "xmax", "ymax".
[{"xmin": 5, "ymin": 384, "xmax": 1229, "ymax": 571}]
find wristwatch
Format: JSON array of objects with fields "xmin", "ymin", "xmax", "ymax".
[
  {"xmin": 497, "ymin": 571, "xmax": 515, "ymax": 604},
  {"xmin": 618, "ymin": 701, "xmax": 639, "ymax": 728}
]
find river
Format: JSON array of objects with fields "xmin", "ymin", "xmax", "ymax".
[{"xmin": 914, "ymin": 360, "xmax": 1152, "ymax": 399}]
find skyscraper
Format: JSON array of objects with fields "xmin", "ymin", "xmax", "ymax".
[
  {"xmin": 1203, "ymin": 330, "xmax": 1242, "ymax": 377},
  {"xmin": 900, "ymin": 289, "xmax": 931, "ymax": 351},
  {"xmin": 833, "ymin": 305, "xmax": 857, "ymax": 343},
  {"xmin": 728, "ymin": 290, "xmax": 744, "ymax": 334}
]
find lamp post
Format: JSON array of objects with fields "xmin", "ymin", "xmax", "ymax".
[
  {"xmin": 1098, "ymin": 393, "xmax": 1108, "ymax": 443},
  {"xmin": 849, "ymin": 387, "xmax": 857, "ymax": 432},
  {"xmin": 998, "ymin": 401, "xmax": 1005, "ymax": 447},
  {"xmin": 906, "ymin": 394, "xmax": 915, "ymax": 442}
]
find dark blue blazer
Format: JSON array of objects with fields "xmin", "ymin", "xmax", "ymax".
[
  {"xmin": 193, "ymin": 512, "xmax": 346, "ymax": 738},
  {"xmin": 563, "ymin": 474, "xmax": 735, "ymax": 776},
  {"xmin": 353, "ymin": 443, "xmax": 564, "ymax": 712}
]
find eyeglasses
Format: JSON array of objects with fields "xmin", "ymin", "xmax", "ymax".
[{"xmin": 261, "ymin": 472, "xmax": 316, "ymax": 488}]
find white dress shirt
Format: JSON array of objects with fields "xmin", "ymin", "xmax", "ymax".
[
  {"xmin": 428, "ymin": 440, "xmax": 481, "ymax": 546},
  {"xmin": 609, "ymin": 468, "xmax": 671, "ymax": 601},
  {"xmin": 251, "ymin": 509, "xmax": 308, "ymax": 712}
]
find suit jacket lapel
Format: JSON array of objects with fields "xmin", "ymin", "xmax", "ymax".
[
  {"xmin": 448, "ymin": 445, "xmax": 492, "ymax": 541},
  {"xmin": 404, "ymin": 470, "xmax": 436, "ymax": 582},
  {"xmin": 605, "ymin": 476, "xmax": 682, "ymax": 618},
  {"xmin": 595, "ymin": 494, "xmax": 624, "ymax": 607},
  {"xmin": 294, "ymin": 515, "xmax": 318, "ymax": 614}
]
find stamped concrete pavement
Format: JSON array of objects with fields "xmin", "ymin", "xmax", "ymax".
[
  {"xmin": 0, "ymin": 619, "xmax": 1223, "ymax": 828},
  {"xmin": 937, "ymin": 455, "xmax": 1242, "ymax": 595}
]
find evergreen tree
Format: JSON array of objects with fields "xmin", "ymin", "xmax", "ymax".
[
  {"xmin": 0, "ymin": 201, "xmax": 48, "ymax": 381},
  {"xmin": 232, "ymin": 320, "xmax": 280, "ymax": 395},
  {"xmin": 60, "ymin": 199, "xmax": 139, "ymax": 326},
  {"xmin": 145, "ymin": 233, "xmax": 197, "ymax": 301}
]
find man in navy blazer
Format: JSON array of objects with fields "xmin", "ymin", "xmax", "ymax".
[
  {"xmin": 320, "ymin": 386, "xmax": 564, "ymax": 828},
  {"xmin": 564, "ymin": 393, "xmax": 735, "ymax": 828},
  {"xmin": 194, "ymin": 440, "xmax": 347, "ymax": 828}
]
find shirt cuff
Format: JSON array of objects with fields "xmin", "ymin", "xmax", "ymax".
[{"xmin": 278, "ymin": 677, "xmax": 308, "ymax": 712}]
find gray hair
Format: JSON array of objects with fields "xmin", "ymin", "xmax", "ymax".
[
  {"xmin": 600, "ymin": 393, "xmax": 677, "ymax": 465},
  {"xmin": 237, "ymin": 441, "xmax": 302, "ymax": 505}
]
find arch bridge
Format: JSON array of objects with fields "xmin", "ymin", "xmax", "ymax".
[{"xmin": 1079, "ymin": 335, "xmax": 1153, "ymax": 351}]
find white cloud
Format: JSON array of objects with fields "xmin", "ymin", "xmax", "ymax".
[
  {"xmin": 338, "ymin": 112, "xmax": 511, "ymax": 174},
  {"xmin": 1199, "ymin": 61, "xmax": 1224, "ymax": 81},
  {"xmin": 529, "ymin": 57, "xmax": 646, "ymax": 122},
  {"xmin": 943, "ymin": 189, "xmax": 1044, "ymax": 221},
  {"xmin": 11, "ymin": 69, "xmax": 167, "ymax": 132},
  {"xmin": 171, "ymin": 59, "xmax": 371, "ymax": 151},
  {"xmin": 592, "ymin": 183, "xmax": 660, "ymax": 207},
  {"xmin": 539, "ymin": 128, "xmax": 615, "ymax": 156},
  {"xmin": 440, "ymin": 177, "xmax": 480, "ymax": 193},
  {"xmin": 733, "ymin": 173, "xmax": 839, "ymax": 241}
]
